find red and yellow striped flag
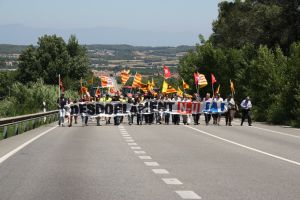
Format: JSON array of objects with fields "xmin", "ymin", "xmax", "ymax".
[
  {"xmin": 121, "ymin": 70, "xmax": 130, "ymax": 85},
  {"xmin": 100, "ymin": 75, "xmax": 108, "ymax": 87},
  {"xmin": 198, "ymin": 73, "xmax": 208, "ymax": 88},
  {"xmin": 132, "ymin": 73, "xmax": 142, "ymax": 88},
  {"xmin": 162, "ymin": 80, "xmax": 177, "ymax": 94}
]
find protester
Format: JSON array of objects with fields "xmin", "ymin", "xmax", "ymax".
[
  {"xmin": 203, "ymin": 93, "xmax": 212, "ymax": 125},
  {"xmin": 240, "ymin": 96, "xmax": 252, "ymax": 126},
  {"xmin": 225, "ymin": 95, "xmax": 237, "ymax": 126},
  {"xmin": 212, "ymin": 93, "xmax": 223, "ymax": 125},
  {"xmin": 192, "ymin": 93, "xmax": 201, "ymax": 125},
  {"xmin": 57, "ymin": 93, "xmax": 67, "ymax": 127}
]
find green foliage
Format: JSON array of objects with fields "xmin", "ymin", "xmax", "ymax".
[
  {"xmin": 17, "ymin": 34, "xmax": 90, "ymax": 86},
  {"xmin": 210, "ymin": 0, "xmax": 300, "ymax": 52},
  {"xmin": 0, "ymin": 79, "xmax": 78, "ymax": 117}
]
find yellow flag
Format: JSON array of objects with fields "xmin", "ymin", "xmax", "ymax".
[
  {"xmin": 230, "ymin": 79, "xmax": 235, "ymax": 94},
  {"xmin": 177, "ymin": 87, "xmax": 183, "ymax": 97}
]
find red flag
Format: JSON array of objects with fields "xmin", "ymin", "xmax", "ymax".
[
  {"xmin": 194, "ymin": 73, "xmax": 199, "ymax": 85},
  {"xmin": 211, "ymin": 74, "xmax": 216, "ymax": 85},
  {"xmin": 163, "ymin": 65, "xmax": 171, "ymax": 79},
  {"xmin": 59, "ymin": 77, "xmax": 64, "ymax": 92}
]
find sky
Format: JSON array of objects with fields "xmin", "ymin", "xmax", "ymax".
[{"xmin": 0, "ymin": 0, "xmax": 221, "ymax": 46}]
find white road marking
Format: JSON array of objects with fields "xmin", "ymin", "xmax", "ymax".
[
  {"xmin": 125, "ymin": 139, "xmax": 135, "ymax": 142},
  {"xmin": 123, "ymin": 137, "xmax": 132, "ymax": 139},
  {"xmin": 134, "ymin": 151, "xmax": 146, "ymax": 154},
  {"xmin": 139, "ymin": 156, "xmax": 152, "ymax": 160},
  {"xmin": 250, "ymin": 126, "xmax": 300, "ymax": 139},
  {"xmin": 128, "ymin": 143, "xmax": 137, "ymax": 146},
  {"xmin": 152, "ymin": 169, "xmax": 169, "ymax": 174},
  {"xmin": 144, "ymin": 162, "xmax": 159, "ymax": 166},
  {"xmin": 186, "ymin": 126, "xmax": 300, "ymax": 166},
  {"xmin": 0, "ymin": 125, "xmax": 58, "ymax": 164},
  {"xmin": 122, "ymin": 134, "xmax": 130, "ymax": 136},
  {"xmin": 162, "ymin": 178, "xmax": 183, "ymax": 185},
  {"xmin": 175, "ymin": 191, "xmax": 201, "ymax": 199},
  {"xmin": 131, "ymin": 146, "xmax": 141, "ymax": 150},
  {"xmin": 232, "ymin": 121, "xmax": 300, "ymax": 139}
]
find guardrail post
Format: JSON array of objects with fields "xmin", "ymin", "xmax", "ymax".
[
  {"xmin": 3, "ymin": 126, "xmax": 8, "ymax": 139},
  {"xmin": 24, "ymin": 121, "xmax": 28, "ymax": 132},
  {"xmin": 14, "ymin": 123, "xmax": 19, "ymax": 135}
]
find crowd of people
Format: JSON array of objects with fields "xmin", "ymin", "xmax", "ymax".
[{"xmin": 57, "ymin": 92, "xmax": 253, "ymax": 127}]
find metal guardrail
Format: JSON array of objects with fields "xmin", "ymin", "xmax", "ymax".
[{"xmin": 0, "ymin": 110, "xmax": 59, "ymax": 140}]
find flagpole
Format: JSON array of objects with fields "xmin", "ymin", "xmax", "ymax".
[
  {"xmin": 58, "ymin": 74, "xmax": 61, "ymax": 98},
  {"xmin": 212, "ymin": 83, "xmax": 214, "ymax": 97}
]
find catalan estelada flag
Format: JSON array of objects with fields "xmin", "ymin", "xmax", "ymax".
[
  {"xmin": 121, "ymin": 70, "xmax": 130, "ymax": 85},
  {"xmin": 198, "ymin": 73, "xmax": 208, "ymax": 88},
  {"xmin": 162, "ymin": 80, "xmax": 177, "ymax": 94},
  {"xmin": 132, "ymin": 73, "xmax": 142, "ymax": 88}
]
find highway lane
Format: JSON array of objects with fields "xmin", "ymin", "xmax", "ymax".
[
  {"xmin": 0, "ymin": 123, "xmax": 180, "ymax": 200},
  {"xmin": 0, "ymin": 120, "xmax": 299, "ymax": 200},
  {"xmin": 124, "ymin": 122, "xmax": 300, "ymax": 200}
]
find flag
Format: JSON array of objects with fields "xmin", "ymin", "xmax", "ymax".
[
  {"xmin": 151, "ymin": 78, "xmax": 155, "ymax": 88},
  {"xmin": 194, "ymin": 73, "xmax": 199, "ymax": 85},
  {"xmin": 163, "ymin": 65, "xmax": 171, "ymax": 79},
  {"xmin": 121, "ymin": 70, "xmax": 130, "ymax": 85},
  {"xmin": 59, "ymin": 75, "xmax": 64, "ymax": 92},
  {"xmin": 182, "ymin": 79, "xmax": 189, "ymax": 90},
  {"xmin": 198, "ymin": 73, "xmax": 208, "ymax": 88},
  {"xmin": 88, "ymin": 77, "xmax": 94, "ymax": 85},
  {"xmin": 95, "ymin": 87, "xmax": 101, "ymax": 97},
  {"xmin": 211, "ymin": 74, "xmax": 216, "ymax": 85},
  {"xmin": 100, "ymin": 76, "xmax": 113, "ymax": 88},
  {"xmin": 162, "ymin": 80, "xmax": 177, "ymax": 94},
  {"xmin": 100, "ymin": 75, "xmax": 108, "ymax": 87},
  {"xmin": 80, "ymin": 86, "xmax": 88, "ymax": 95},
  {"xmin": 215, "ymin": 85, "xmax": 220, "ymax": 95},
  {"xmin": 230, "ymin": 79, "xmax": 235, "ymax": 94},
  {"xmin": 177, "ymin": 87, "xmax": 183, "ymax": 97},
  {"xmin": 110, "ymin": 87, "xmax": 116, "ymax": 94},
  {"xmin": 132, "ymin": 73, "xmax": 142, "ymax": 88},
  {"xmin": 140, "ymin": 83, "xmax": 149, "ymax": 93}
]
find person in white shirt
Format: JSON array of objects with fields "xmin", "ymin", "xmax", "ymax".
[
  {"xmin": 225, "ymin": 95, "xmax": 237, "ymax": 126},
  {"xmin": 240, "ymin": 96, "xmax": 252, "ymax": 126},
  {"xmin": 203, "ymin": 93, "xmax": 212, "ymax": 125},
  {"xmin": 212, "ymin": 93, "xmax": 223, "ymax": 125}
]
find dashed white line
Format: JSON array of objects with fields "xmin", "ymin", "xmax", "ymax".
[
  {"xmin": 175, "ymin": 191, "xmax": 201, "ymax": 199},
  {"xmin": 128, "ymin": 143, "xmax": 138, "ymax": 146},
  {"xmin": 186, "ymin": 125, "xmax": 300, "ymax": 166},
  {"xmin": 144, "ymin": 162, "xmax": 159, "ymax": 166},
  {"xmin": 152, "ymin": 169, "xmax": 169, "ymax": 174},
  {"xmin": 162, "ymin": 178, "xmax": 183, "ymax": 185},
  {"xmin": 139, "ymin": 156, "xmax": 152, "ymax": 160},
  {"xmin": 125, "ymin": 139, "xmax": 135, "ymax": 142},
  {"xmin": 131, "ymin": 146, "xmax": 141, "ymax": 150},
  {"xmin": 134, "ymin": 151, "xmax": 146, "ymax": 154}
]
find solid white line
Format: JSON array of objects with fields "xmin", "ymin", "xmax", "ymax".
[
  {"xmin": 250, "ymin": 126, "xmax": 300, "ymax": 139},
  {"xmin": 232, "ymin": 122, "xmax": 300, "ymax": 139},
  {"xmin": 162, "ymin": 178, "xmax": 183, "ymax": 185},
  {"xmin": 0, "ymin": 125, "xmax": 58, "ymax": 164},
  {"xmin": 186, "ymin": 126, "xmax": 300, "ymax": 166},
  {"xmin": 175, "ymin": 191, "xmax": 201, "ymax": 199}
]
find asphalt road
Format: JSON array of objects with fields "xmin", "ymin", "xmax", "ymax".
[{"xmin": 0, "ymin": 118, "xmax": 299, "ymax": 200}]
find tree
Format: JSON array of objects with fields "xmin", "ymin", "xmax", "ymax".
[
  {"xmin": 17, "ymin": 34, "xmax": 90, "ymax": 86},
  {"xmin": 210, "ymin": 0, "xmax": 300, "ymax": 52}
]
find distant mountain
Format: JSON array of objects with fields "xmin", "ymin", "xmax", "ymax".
[{"xmin": 0, "ymin": 24, "xmax": 200, "ymax": 46}]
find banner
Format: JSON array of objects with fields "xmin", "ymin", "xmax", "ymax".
[{"xmin": 69, "ymin": 101, "xmax": 227, "ymax": 117}]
